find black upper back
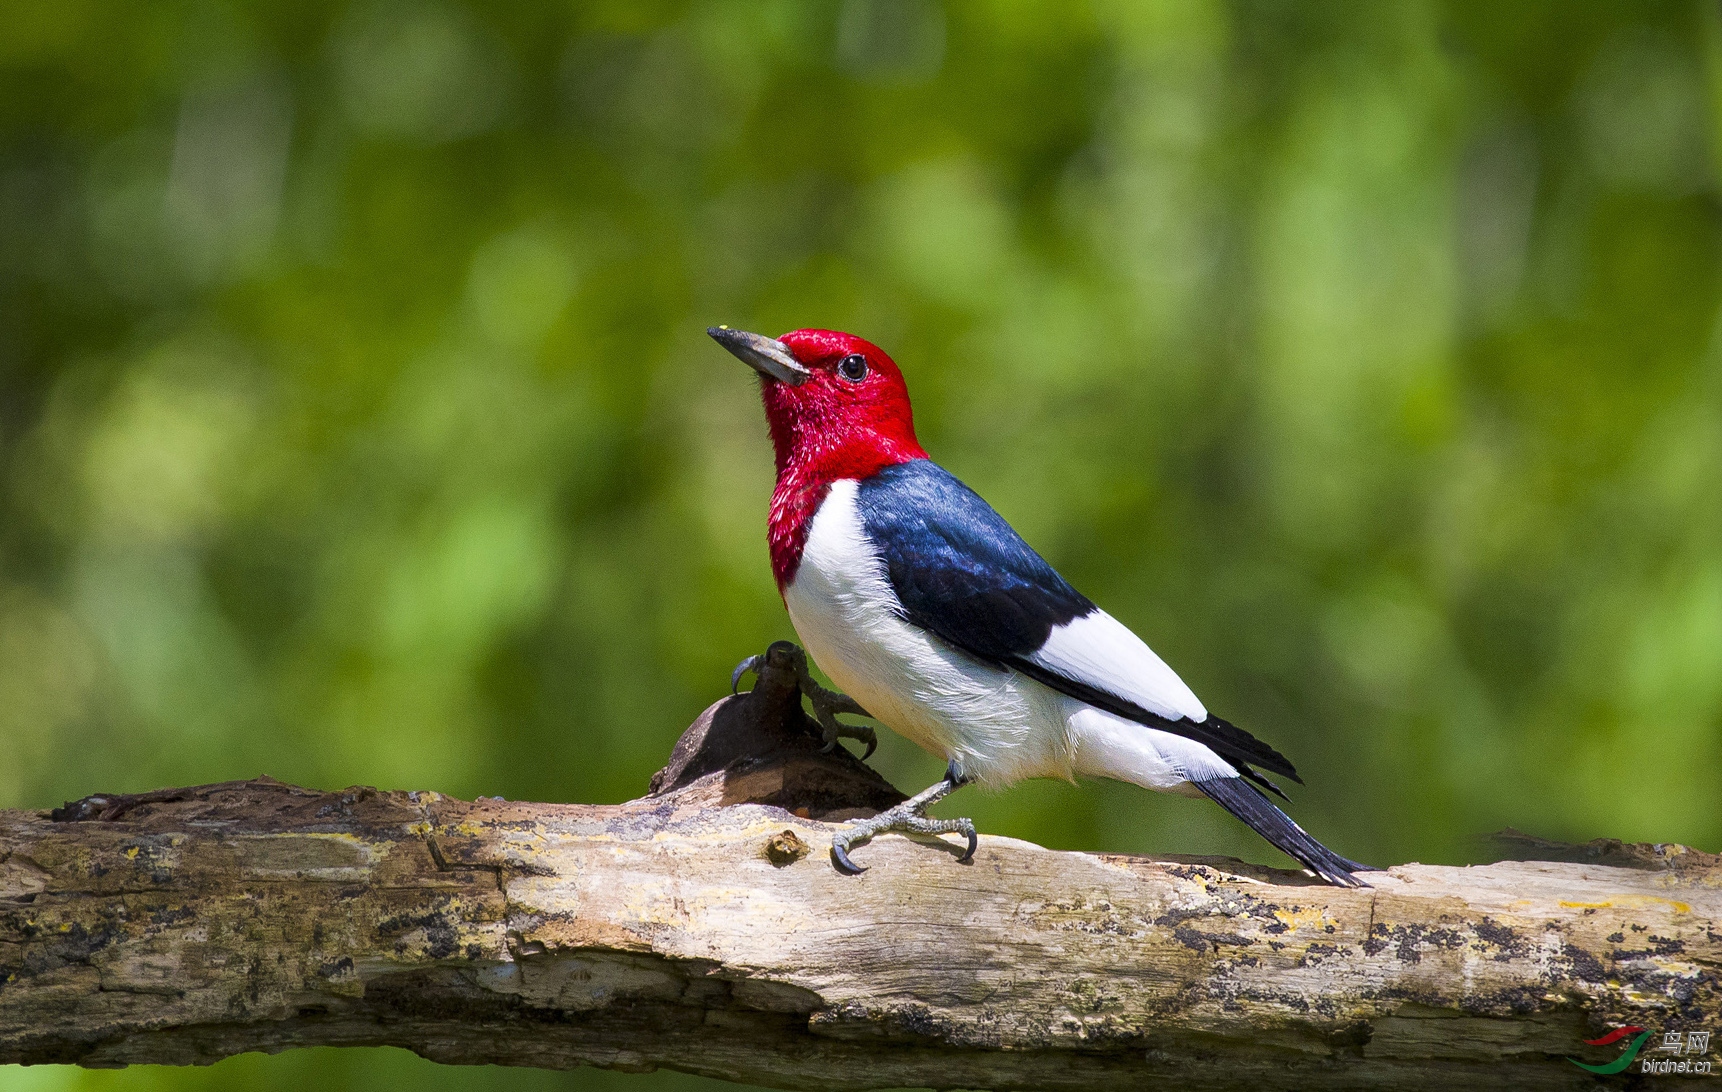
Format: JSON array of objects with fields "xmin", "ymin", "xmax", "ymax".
[{"xmin": 855, "ymin": 459, "xmax": 1094, "ymax": 661}]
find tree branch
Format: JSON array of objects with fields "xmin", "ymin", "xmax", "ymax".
[{"xmin": 2, "ymin": 655, "xmax": 1717, "ymax": 1089}]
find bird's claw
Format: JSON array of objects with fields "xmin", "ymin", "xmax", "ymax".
[
  {"xmin": 814, "ymin": 713, "xmax": 877, "ymax": 761},
  {"xmin": 788, "ymin": 653, "xmax": 875, "ymax": 760},
  {"xmin": 830, "ymin": 775, "xmax": 975, "ymax": 873},
  {"xmin": 832, "ymin": 809, "xmax": 977, "ymax": 874},
  {"xmin": 730, "ymin": 654, "xmax": 765, "ymax": 695}
]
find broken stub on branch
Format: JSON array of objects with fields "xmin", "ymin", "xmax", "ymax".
[{"xmin": 647, "ymin": 640, "xmax": 904, "ymax": 820}]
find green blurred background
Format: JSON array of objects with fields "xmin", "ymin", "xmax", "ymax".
[{"xmin": 3, "ymin": 0, "xmax": 1720, "ymax": 1087}]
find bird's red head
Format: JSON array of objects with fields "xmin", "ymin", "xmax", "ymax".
[
  {"xmin": 761, "ymin": 329, "xmax": 925, "ymax": 476},
  {"xmin": 708, "ymin": 326, "xmax": 927, "ymax": 587}
]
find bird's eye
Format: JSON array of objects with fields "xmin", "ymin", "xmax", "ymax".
[{"xmin": 838, "ymin": 354, "xmax": 868, "ymax": 382}]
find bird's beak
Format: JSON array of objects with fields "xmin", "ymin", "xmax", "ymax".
[{"xmin": 707, "ymin": 326, "xmax": 810, "ymax": 386}]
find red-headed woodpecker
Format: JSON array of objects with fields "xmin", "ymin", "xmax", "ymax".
[{"xmin": 711, "ymin": 326, "xmax": 1371, "ymax": 887}]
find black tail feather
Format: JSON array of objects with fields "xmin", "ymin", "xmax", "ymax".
[
  {"xmin": 1196, "ymin": 715, "xmax": 1303, "ymax": 784},
  {"xmin": 1237, "ymin": 765, "xmax": 1290, "ymax": 802},
  {"xmin": 1195, "ymin": 776, "xmax": 1371, "ymax": 888}
]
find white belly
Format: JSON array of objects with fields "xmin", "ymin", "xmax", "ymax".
[{"xmin": 782, "ymin": 480, "xmax": 1074, "ymax": 786}]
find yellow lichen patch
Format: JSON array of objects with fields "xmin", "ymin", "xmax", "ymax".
[
  {"xmin": 1559, "ymin": 896, "xmax": 1691, "ymax": 914},
  {"xmin": 1271, "ymin": 905, "xmax": 1336, "ymax": 935}
]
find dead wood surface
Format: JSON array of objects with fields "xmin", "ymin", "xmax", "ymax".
[{"xmin": 2, "ymin": 654, "xmax": 1718, "ymax": 1090}]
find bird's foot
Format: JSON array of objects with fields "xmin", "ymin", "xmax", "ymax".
[
  {"xmin": 732, "ymin": 641, "xmax": 877, "ymax": 759},
  {"xmin": 831, "ymin": 768, "xmax": 975, "ymax": 873}
]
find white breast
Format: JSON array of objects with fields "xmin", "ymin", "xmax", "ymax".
[{"xmin": 781, "ymin": 479, "xmax": 1073, "ymax": 786}]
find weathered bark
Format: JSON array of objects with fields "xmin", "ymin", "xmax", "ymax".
[{"xmin": 1, "ymin": 654, "xmax": 1717, "ymax": 1089}]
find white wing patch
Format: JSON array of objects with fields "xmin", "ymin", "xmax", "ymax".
[{"xmin": 1026, "ymin": 608, "xmax": 1208, "ymax": 724}]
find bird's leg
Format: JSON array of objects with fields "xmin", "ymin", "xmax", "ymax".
[
  {"xmin": 731, "ymin": 640, "xmax": 877, "ymax": 760},
  {"xmin": 831, "ymin": 762, "xmax": 976, "ymax": 873}
]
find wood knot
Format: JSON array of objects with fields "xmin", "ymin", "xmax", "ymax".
[{"xmin": 764, "ymin": 829, "xmax": 811, "ymax": 867}]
